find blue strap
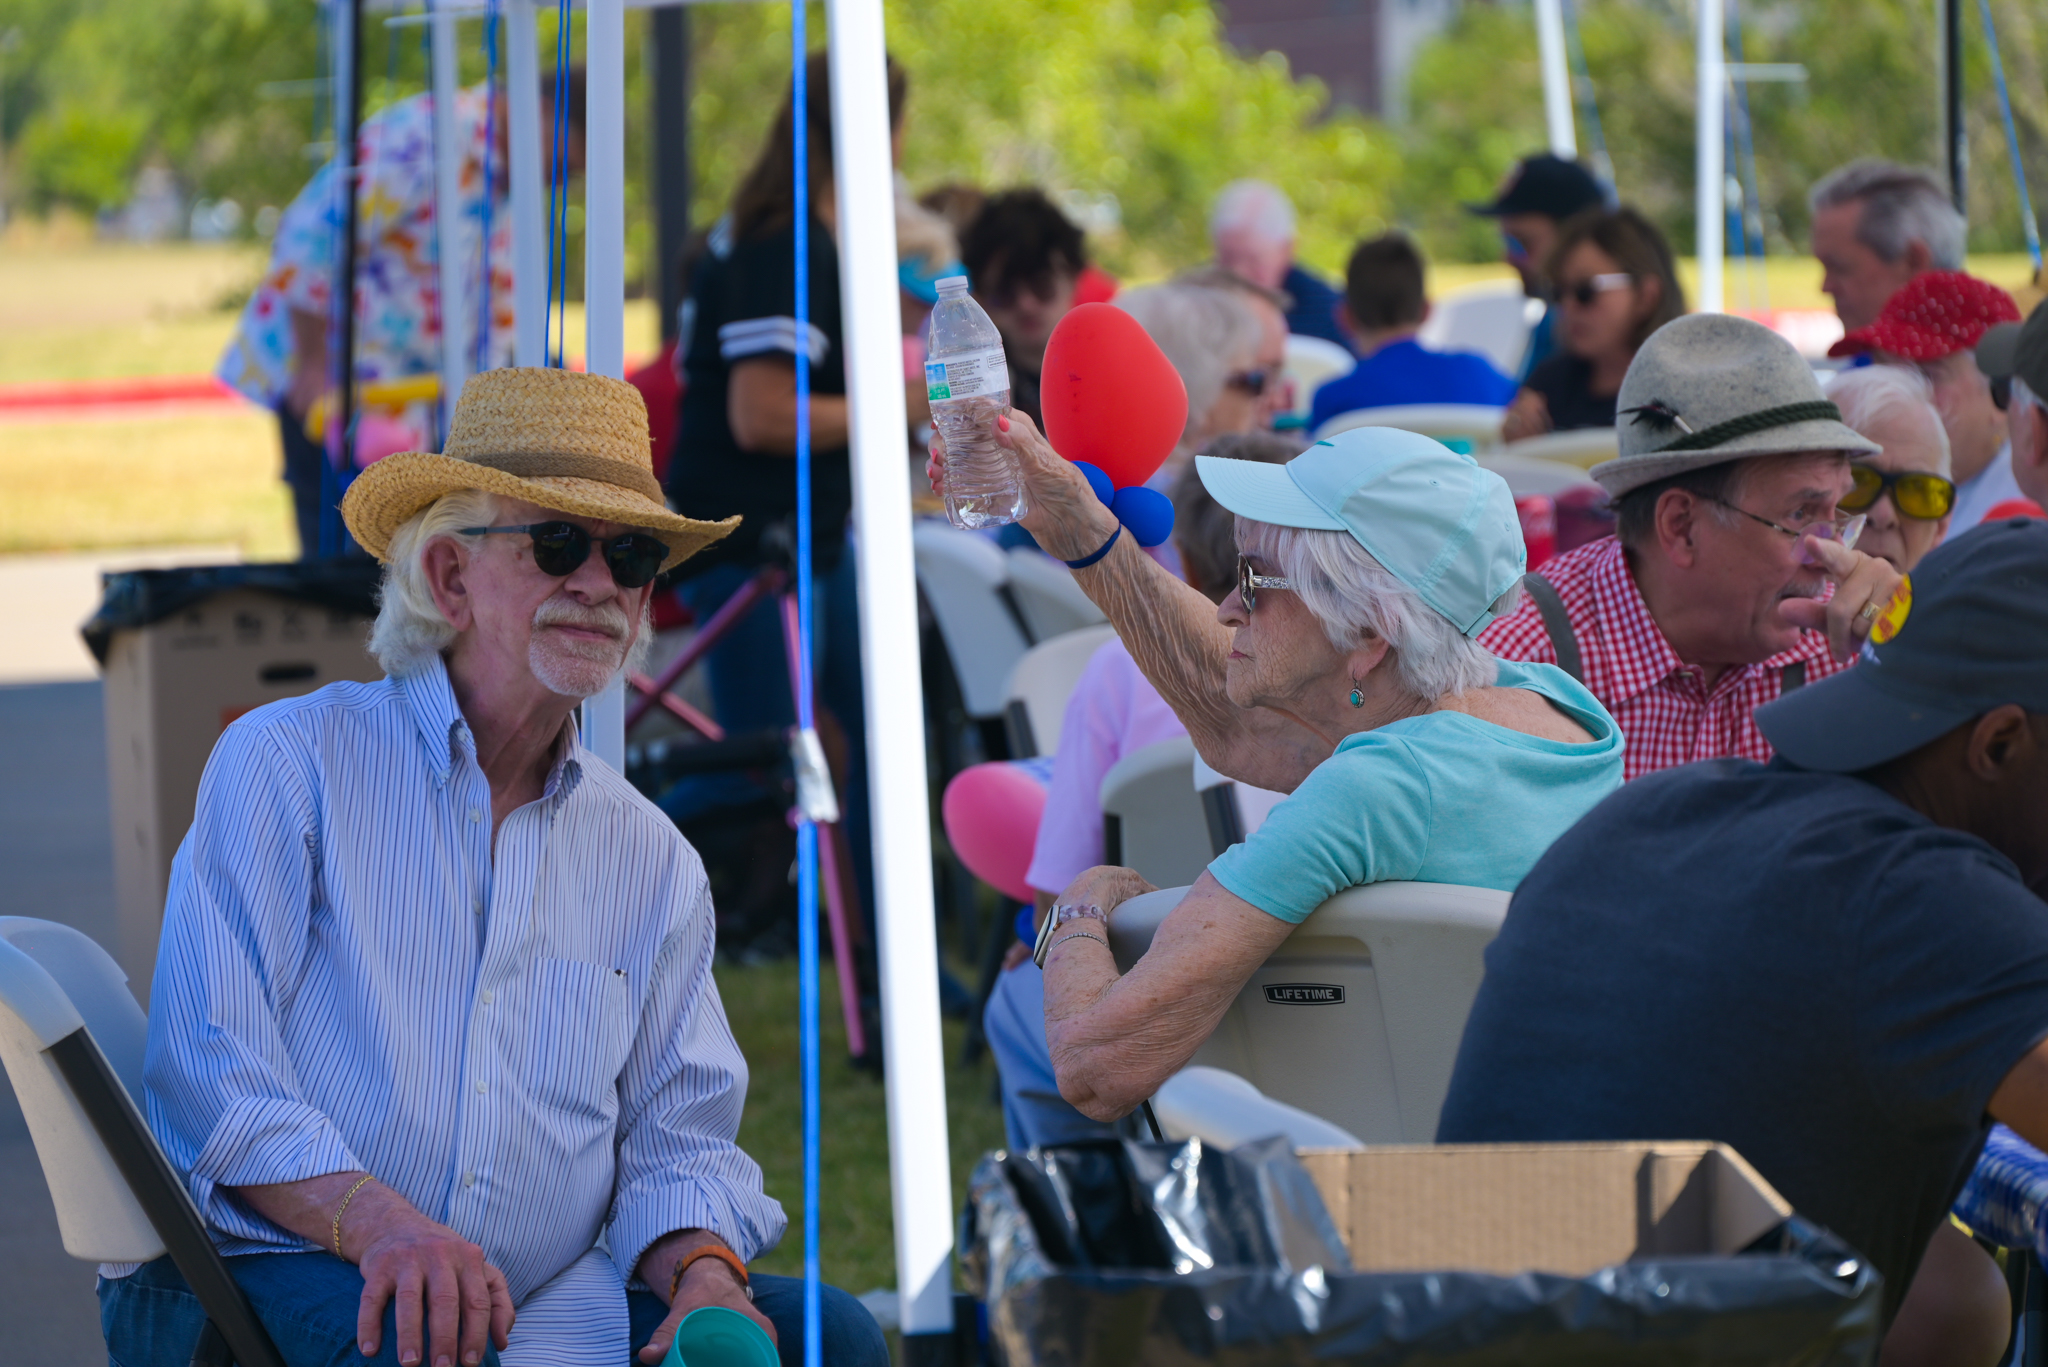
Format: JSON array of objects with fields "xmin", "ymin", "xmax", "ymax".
[{"xmin": 1063, "ymin": 523, "xmax": 1122, "ymax": 570}]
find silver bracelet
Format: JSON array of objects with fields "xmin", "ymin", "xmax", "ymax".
[{"xmin": 1048, "ymin": 930, "xmax": 1109, "ymax": 956}]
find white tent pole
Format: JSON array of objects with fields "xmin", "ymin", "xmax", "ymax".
[
  {"xmin": 1534, "ymin": 0, "xmax": 1577, "ymax": 159},
  {"xmin": 825, "ymin": 0, "xmax": 957, "ymax": 1351},
  {"xmin": 1695, "ymin": 0, "xmax": 1725, "ymax": 314},
  {"xmin": 431, "ymin": 0, "xmax": 472, "ymax": 436},
  {"xmin": 506, "ymin": 0, "xmax": 546, "ymax": 368},
  {"xmin": 581, "ymin": 0, "xmax": 628, "ymax": 771}
]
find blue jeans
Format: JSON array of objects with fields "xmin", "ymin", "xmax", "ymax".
[
  {"xmin": 983, "ymin": 959, "xmax": 1118, "ymax": 1152},
  {"xmin": 100, "ymin": 1253, "xmax": 886, "ymax": 1367}
]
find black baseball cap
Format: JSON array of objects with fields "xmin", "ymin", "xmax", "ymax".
[
  {"xmin": 1755, "ymin": 518, "xmax": 2048, "ymax": 772},
  {"xmin": 1976, "ymin": 300, "xmax": 2048, "ymax": 396},
  {"xmin": 1466, "ymin": 153, "xmax": 1606, "ymax": 220}
]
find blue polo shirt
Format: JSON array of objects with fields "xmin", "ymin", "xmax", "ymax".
[{"xmin": 1308, "ymin": 337, "xmax": 1519, "ymax": 431}]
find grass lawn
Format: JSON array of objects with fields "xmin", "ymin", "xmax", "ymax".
[{"xmin": 715, "ymin": 956, "xmax": 1010, "ymax": 1296}]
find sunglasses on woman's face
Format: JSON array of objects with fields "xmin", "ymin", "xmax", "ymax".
[
  {"xmin": 460, "ymin": 521, "xmax": 671, "ymax": 588},
  {"xmin": 1236, "ymin": 555, "xmax": 1294, "ymax": 613},
  {"xmin": 1559, "ymin": 272, "xmax": 1634, "ymax": 307},
  {"xmin": 1839, "ymin": 464, "xmax": 1957, "ymax": 521}
]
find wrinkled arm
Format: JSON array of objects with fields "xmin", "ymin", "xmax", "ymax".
[
  {"xmin": 931, "ymin": 411, "xmax": 1326, "ymax": 790},
  {"xmin": 1042, "ymin": 867, "xmax": 1294, "ymax": 1120}
]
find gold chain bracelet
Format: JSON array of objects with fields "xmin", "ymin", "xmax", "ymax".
[{"xmin": 332, "ymin": 1174, "xmax": 377, "ymax": 1259}]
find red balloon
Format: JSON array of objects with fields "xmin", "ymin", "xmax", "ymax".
[
  {"xmin": 1039, "ymin": 303, "xmax": 1189, "ymax": 489},
  {"xmin": 941, "ymin": 762, "xmax": 1050, "ymax": 904}
]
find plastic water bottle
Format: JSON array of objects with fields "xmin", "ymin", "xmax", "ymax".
[{"xmin": 927, "ymin": 275, "xmax": 1027, "ymax": 528}]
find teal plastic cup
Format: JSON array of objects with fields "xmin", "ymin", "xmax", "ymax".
[{"xmin": 661, "ymin": 1305, "xmax": 779, "ymax": 1367}]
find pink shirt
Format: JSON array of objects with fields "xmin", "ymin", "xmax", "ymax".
[{"xmin": 1024, "ymin": 638, "xmax": 1188, "ymax": 896}]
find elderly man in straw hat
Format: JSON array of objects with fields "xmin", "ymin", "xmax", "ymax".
[
  {"xmin": 1479, "ymin": 313, "xmax": 1908, "ymax": 778},
  {"xmin": 99, "ymin": 369, "xmax": 888, "ymax": 1367}
]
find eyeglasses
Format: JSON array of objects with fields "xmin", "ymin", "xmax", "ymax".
[
  {"xmin": 1708, "ymin": 498, "xmax": 1866, "ymax": 558},
  {"xmin": 460, "ymin": 521, "xmax": 671, "ymax": 588},
  {"xmin": 1236, "ymin": 555, "xmax": 1294, "ymax": 613},
  {"xmin": 1226, "ymin": 369, "xmax": 1272, "ymax": 398},
  {"xmin": 1559, "ymin": 273, "xmax": 1634, "ymax": 308},
  {"xmin": 1840, "ymin": 465, "xmax": 1956, "ymax": 521}
]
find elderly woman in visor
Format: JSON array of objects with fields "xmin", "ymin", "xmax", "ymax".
[{"xmin": 928, "ymin": 420, "xmax": 1626, "ymax": 1122}]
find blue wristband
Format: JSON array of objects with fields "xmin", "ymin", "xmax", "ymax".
[
  {"xmin": 1014, "ymin": 906, "xmax": 1037, "ymax": 946},
  {"xmin": 1062, "ymin": 523, "xmax": 1122, "ymax": 569}
]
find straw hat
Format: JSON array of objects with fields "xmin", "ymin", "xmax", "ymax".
[
  {"xmin": 341, "ymin": 367, "xmax": 736, "ymax": 571},
  {"xmin": 1589, "ymin": 313, "xmax": 1879, "ymax": 497}
]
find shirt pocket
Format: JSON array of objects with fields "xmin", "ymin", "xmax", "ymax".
[{"xmin": 518, "ymin": 957, "xmax": 635, "ymax": 1126}]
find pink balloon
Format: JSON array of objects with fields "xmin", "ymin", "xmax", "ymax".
[{"xmin": 941, "ymin": 762, "xmax": 1049, "ymax": 904}]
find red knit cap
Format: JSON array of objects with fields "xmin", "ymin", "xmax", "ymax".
[{"xmin": 1829, "ymin": 270, "xmax": 2022, "ymax": 360}]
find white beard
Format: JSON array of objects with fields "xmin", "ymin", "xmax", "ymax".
[{"xmin": 528, "ymin": 596, "xmax": 647, "ymax": 699}]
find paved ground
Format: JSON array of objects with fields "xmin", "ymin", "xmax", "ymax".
[
  {"xmin": 1, "ymin": 679, "xmax": 121, "ymax": 1364},
  {"xmin": 0, "ymin": 545, "xmax": 240, "ymax": 686}
]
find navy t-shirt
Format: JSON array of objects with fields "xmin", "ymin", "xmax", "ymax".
[
  {"xmin": 1438, "ymin": 757, "xmax": 2048, "ymax": 1323},
  {"xmin": 1521, "ymin": 352, "xmax": 1617, "ymax": 432},
  {"xmin": 669, "ymin": 219, "xmax": 849, "ymax": 572},
  {"xmin": 1281, "ymin": 264, "xmax": 1352, "ymax": 353}
]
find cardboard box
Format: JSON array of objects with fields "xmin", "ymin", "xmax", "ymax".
[
  {"xmin": 1296, "ymin": 1140, "xmax": 1795, "ymax": 1277},
  {"xmin": 102, "ymin": 586, "xmax": 383, "ymax": 999}
]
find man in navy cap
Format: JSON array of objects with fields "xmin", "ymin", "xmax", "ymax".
[
  {"xmin": 1442, "ymin": 518, "xmax": 2048, "ymax": 1367},
  {"xmin": 1467, "ymin": 152, "xmax": 1607, "ymax": 379}
]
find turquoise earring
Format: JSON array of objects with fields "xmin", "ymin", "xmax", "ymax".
[{"xmin": 1348, "ymin": 687, "xmax": 1365, "ymax": 708}]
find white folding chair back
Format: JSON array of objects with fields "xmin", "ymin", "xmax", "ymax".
[
  {"xmin": 1098, "ymin": 736, "xmax": 1212, "ymax": 889},
  {"xmin": 1002, "ymin": 549, "xmax": 1108, "ymax": 643},
  {"xmin": 912, "ymin": 521, "xmax": 1030, "ymax": 719},
  {"xmin": 0, "ymin": 920, "xmax": 160, "ymax": 1261},
  {"xmin": 1000, "ymin": 624, "xmax": 1116, "ymax": 759},
  {"xmin": 1502, "ymin": 426, "xmax": 1620, "ymax": 471},
  {"xmin": 1281, "ymin": 334, "xmax": 1357, "ymax": 421},
  {"xmin": 1311, "ymin": 404, "xmax": 1506, "ymax": 450},
  {"xmin": 1109, "ymin": 880, "xmax": 1510, "ymax": 1144},
  {"xmin": 1152, "ymin": 1066, "xmax": 1364, "ymax": 1150},
  {"xmin": 1417, "ymin": 282, "xmax": 1540, "ymax": 378},
  {"xmin": 1477, "ymin": 453, "xmax": 1604, "ymax": 500}
]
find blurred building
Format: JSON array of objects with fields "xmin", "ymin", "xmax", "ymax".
[{"xmin": 1217, "ymin": 0, "xmax": 1459, "ymax": 120}]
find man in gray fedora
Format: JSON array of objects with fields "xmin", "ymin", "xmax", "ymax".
[{"xmin": 1480, "ymin": 312, "xmax": 1908, "ymax": 779}]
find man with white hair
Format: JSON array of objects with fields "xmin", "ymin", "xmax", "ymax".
[
  {"xmin": 1208, "ymin": 178, "xmax": 1350, "ymax": 351},
  {"xmin": 100, "ymin": 369, "xmax": 887, "ymax": 1367},
  {"xmin": 1809, "ymin": 159, "xmax": 1968, "ymax": 332}
]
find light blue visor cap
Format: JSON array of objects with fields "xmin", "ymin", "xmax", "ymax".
[{"xmin": 1196, "ymin": 427, "xmax": 1528, "ymax": 637}]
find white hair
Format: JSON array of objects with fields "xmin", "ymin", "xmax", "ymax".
[
  {"xmin": 1809, "ymin": 160, "xmax": 1967, "ymax": 270},
  {"xmin": 1828, "ymin": 364, "xmax": 1951, "ymax": 476},
  {"xmin": 369, "ymin": 489, "xmax": 501, "ymax": 676},
  {"xmin": 1238, "ymin": 518, "xmax": 1522, "ymax": 702},
  {"xmin": 1114, "ymin": 284, "xmax": 1266, "ymax": 443},
  {"xmin": 1209, "ymin": 179, "xmax": 1296, "ymax": 245}
]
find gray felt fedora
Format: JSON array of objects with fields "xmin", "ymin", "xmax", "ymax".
[{"xmin": 1589, "ymin": 313, "xmax": 1880, "ymax": 497}]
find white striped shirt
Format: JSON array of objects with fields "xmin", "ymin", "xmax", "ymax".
[{"xmin": 134, "ymin": 656, "xmax": 785, "ymax": 1342}]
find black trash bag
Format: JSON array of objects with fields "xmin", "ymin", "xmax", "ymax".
[
  {"xmin": 963, "ymin": 1137, "xmax": 1883, "ymax": 1366},
  {"xmin": 82, "ymin": 561, "xmax": 384, "ymax": 665}
]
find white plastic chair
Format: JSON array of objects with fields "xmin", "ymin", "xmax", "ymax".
[
  {"xmin": 1311, "ymin": 404, "xmax": 1506, "ymax": 450},
  {"xmin": 1107, "ymin": 880, "xmax": 1510, "ymax": 1144},
  {"xmin": 1416, "ymin": 282, "xmax": 1541, "ymax": 378},
  {"xmin": 1000, "ymin": 623, "xmax": 1116, "ymax": 759},
  {"xmin": 1281, "ymin": 334, "xmax": 1357, "ymax": 422},
  {"xmin": 912, "ymin": 520, "xmax": 1032, "ymax": 720},
  {"xmin": 0, "ymin": 917, "xmax": 283, "ymax": 1367},
  {"xmin": 1002, "ymin": 549, "xmax": 1108, "ymax": 644},
  {"xmin": 1151, "ymin": 1066, "xmax": 1364, "ymax": 1149},
  {"xmin": 1478, "ymin": 452, "xmax": 1604, "ymax": 499},
  {"xmin": 1502, "ymin": 426, "xmax": 1620, "ymax": 471},
  {"xmin": 1098, "ymin": 736, "xmax": 1213, "ymax": 890}
]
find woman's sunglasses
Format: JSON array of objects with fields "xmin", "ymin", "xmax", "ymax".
[
  {"xmin": 460, "ymin": 521, "xmax": 671, "ymax": 588},
  {"xmin": 1236, "ymin": 555, "xmax": 1294, "ymax": 613},
  {"xmin": 1839, "ymin": 465, "xmax": 1957, "ymax": 521},
  {"xmin": 1559, "ymin": 272, "xmax": 1634, "ymax": 307}
]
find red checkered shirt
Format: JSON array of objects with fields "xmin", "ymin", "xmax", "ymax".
[{"xmin": 1478, "ymin": 537, "xmax": 1847, "ymax": 781}]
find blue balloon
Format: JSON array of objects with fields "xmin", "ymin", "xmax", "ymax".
[
  {"xmin": 1071, "ymin": 460, "xmax": 1115, "ymax": 507},
  {"xmin": 1110, "ymin": 485, "xmax": 1175, "ymax": 548}
]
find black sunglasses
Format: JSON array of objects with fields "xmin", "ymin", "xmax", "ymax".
[
  {"xmin": 1560, "ymin": 272, "xmax": 1634, "ymax": 307},
  {"xmin": 1226, "ymin": 369, "xmax": 1272, "ymax": 397},
  {"xmin": 460, "ymin": 521, "xmax": 670, "ymax": 588}
]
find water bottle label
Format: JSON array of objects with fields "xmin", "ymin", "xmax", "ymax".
[{"xmin": 925, "ymin": 347, "xmax": 1008, "ymax": 402}]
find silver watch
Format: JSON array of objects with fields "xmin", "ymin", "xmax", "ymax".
[{"xmin": 1033, "ymin": 902, "xmax": 1108, "ymax": 969}]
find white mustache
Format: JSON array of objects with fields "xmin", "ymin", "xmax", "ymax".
[{"xmin": 533, "ymin": 598, "xmax": 631, "ymax": 640}]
